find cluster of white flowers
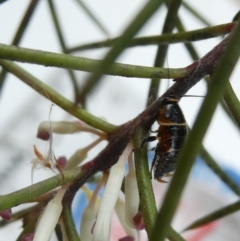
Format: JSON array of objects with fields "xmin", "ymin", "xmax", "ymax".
[{"xmin": 29, "ymin": 120, "xmax": 142, "ymax": 241}]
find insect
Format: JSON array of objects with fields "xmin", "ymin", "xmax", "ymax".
[{"xmin": 142, "ymin": 96, "xmax": 187, "ymax": 182}]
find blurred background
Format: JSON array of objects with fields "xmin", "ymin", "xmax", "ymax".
[{"xmin": 0, "ymin": 1, "xmax": 240, "ymax": 240}]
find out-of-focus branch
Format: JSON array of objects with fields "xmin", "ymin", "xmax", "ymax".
[{"xmin": 66, "ymin": 22, "xmax": 235, "ymax": 52}]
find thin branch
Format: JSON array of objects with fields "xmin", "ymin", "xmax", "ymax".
[
  {"xmin": 199, "ymin": 147, "xmax": 240, "ymax": 196},
  {"xmin": 62, "ymin": 204, "xmax": 80, "ymax": 241},
  {"xmin": 47, "ymin": 0, "xmax": 79, "ymax": 101},
  {"xmin": 133, "ymin": 126, "xmax": 156, "ymax": 235},
  {"xmin": 0, "ymin": 59, "xmax": 116, "ymax": 133},
  {"xmin": 0, "ymin": 169, "xmax": 79, "ymax": 212},
  {"xmin": 222, "ymin": 81, "xmax": 240, "ymax": 128},
  {"xmin": 66, "ymin": 22, "xmax": 235, "ymax": 53},
  {"xmin": 0, "ymin": 43, "xmax": 186, "ymax": 79},
  {"xmin": 77, "ymin": 0, "xmax": 165, "ymax": 104},
  {"xmin": 147, "ymin": 0, "xmax": 182, "ymax": 104},
  {"xmin": 176, "ymin": 18, "xmax": 240, "ymax": 195},
  {"xmin": 0, "ymin": 0, "xmax": 40, "ymax": 91},
  {"xmin": 184, "ymin": 200, "xmax": 240, "ymax": 231},
  {"xmin": 74, "ymin": 0, "xmax": 110, "ymax": 37},
  {"xmin": 182, "ymin": 1, "xmax": 211, "ymax": 26}
]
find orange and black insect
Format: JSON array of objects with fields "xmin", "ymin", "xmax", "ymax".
[{"xmin": 142, "ymin": 97, "xmax": 187, "ymax": 181}]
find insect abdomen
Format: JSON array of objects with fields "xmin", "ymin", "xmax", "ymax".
[{"xmin": 152, "ymin": 99, "xmax": 187, "ymax": 180}]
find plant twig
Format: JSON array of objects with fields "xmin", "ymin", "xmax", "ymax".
[
  {"xmin": 199, "ymin": 147, "xmax": 240, "ymax": 196},
  {"xmin": 0, "ymin": 59, "xmax": 116, "ymax": 133},
  {"xmin": 76, "ymin": 0, "xmax": 165, "ymax": 104},
  {"xmin": 74, "ymin": 0, "xmax": 110, "ymax": 37},
  {"xmin": 182, "ymin": 2, "xmax": 211, "ymax": 26},
  {"xmin": 184, "ymin": 200, "xmax": 240, "ymax": 231},
  {"xmin": 48, "ymin": 0, "xmax": 79, "ymax": 102},
  {"xmin": 222, "ymin": 81, "xmax": 240, "ymax": 128},
  {"xmin": 147, "ymin": 0, "xmax": 182, "ymax": 104},
  {"xmin": 62, "ymin": 204, "xmax": 80, "ymax": 241},
  {"xmin": 66, "ymin": 22, "xmax": 235, "ymax": 52},
  {"xmin": 0, "ymin": 44, "xmax": 186, "ymax": 79},
  {"xmin": 0, "ymin": 0, "xmax": 40, "ymax": 92}
]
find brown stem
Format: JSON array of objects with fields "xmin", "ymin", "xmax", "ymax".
[{"xmin": 63, "ymin": 30, "xmax": 232, "ymax": 202}]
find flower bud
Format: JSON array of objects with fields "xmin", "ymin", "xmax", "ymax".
[
  {"xmin": 0, "ymin": 209, "xmax": 12, "ymax": 220},
  {"xmin": 65, "ymin": 138, "xmax": 102, "ymax": 170},
  {"xmin": 37, "ymin": 121, "xmax": 104, "ymax": 140},
  {"xmin": 56, "ymin": 156, "xmax": 67, "ymax": 169},
  {"xmin": 133, "ymin": 212, "xmax": 145, "ymax": 230},
  {"xmin": 21, "ymin": 233, "xmax": 34, "ymax": 241},
  {"xmin": 119, "ymin": 236, "xmax": 135, "ymax": 241}
]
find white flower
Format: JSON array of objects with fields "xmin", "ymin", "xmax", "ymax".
[
  {"xmin": 33, "ymin": 187, "xmax": 67, "ymax": 241},
  {"xmin": 124, "ymin": 154, "xmax": 140, "ymax": 229},
  {"xmin": 92, "ymin": 143, "xmax": 133, "ymax": 241},
  {"xmin": 80, "ymin": 177, "xmax": 106, "ymax": 241},
  {"xmin": 65, "ymin": 137, "xmax": 102, "ymax": 170},
  {"xmin": 115, "ymin": 199, "xmax": 139, "ymax": 241},
  {"xmin": 37, "ymin": 121, "xmax": 105, "ymax": 140},
  {"xmin": 80, "ymin": 204, "xmax": 98, "ymax": 241}
]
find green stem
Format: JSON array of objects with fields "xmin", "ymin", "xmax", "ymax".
[
  {"xmin": 55, "ymin": 224, "xmax": 64, "ymax": 241},
  {"xmin": 168, "ymin": 227, "xmax": 186, "ymax": 241},
  {"xmin": 0, "ymin": 44, "xmax": 185, "ymax": 79},
  {"xmin": 223, "ymin": 81, "xmax": 240, "ymax": 128},
  {"xmin": 177, "ymin": 19, "xmax": 240, "ymax": 195},
  {"xmin": 176, "ymin": 18, "xmax": 199, "ymax": 60},
  {"xmin": 133, "ymin": 126, "xmax": 157, "ymax": 236},
  {"xmin": 151, "ymin": 22, "xmax": 240, "ymax": 241},
  {"xmin": 77, "ymin": 0, "xmax": 165, "ymax": 103},
  {"xmin": 133, "ymin": 127, "xmax": 185, "ymax": 240},
  {"xmin": 66, "ymin": 22, "xmax": 234, "ymax": 52},
  {"xmin": 62, "ymin": 204, "xmax": 81, "ymax": 241},
  {"xmin": 74, "ymin": 0, "xmax": 109, "ymax": 37},
  {"xmin": 0, "ymin": 0, "xmax": 40, "ymax": 91},
  {"xmin": 184, "ymin": 200, "xmax": 240, "ymax": 230},
  {"xmin": 47, "ymin": 0, "xmax": 79, "ymax": 101},
  {"xmin": 182, "ymin": 2, "xmax": 211, "ymax": 26},
  {"xmin": 177, "ymin": 19, "xmax": 239, "ymax": 128},
  {"xmin": 0, "ymin": 169, "xmax": 80, "ymax": 212},
  {"xmin": 148, "ymin": 0, "xmax": 182, "ymax": 104},
  {"xmin": 200, "ymin": 147, "xmax": 240, "ymax": 196},
  {"xmin": 0, "ymin": 59, "xmax": 116, "ymax": 132}
]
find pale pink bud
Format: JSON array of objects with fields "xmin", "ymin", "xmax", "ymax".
[
  {"xmin": 21, "ymin": 233, "xmax": 34, "ymax": 241},
  {"xmin": 37, "ymin": 131, "xmax": 50, "ymax": 140},
  {"xmin": 133, "ymin": 212, "xmax": 145, "ymax": 230},
  {"xmin": 0, "ymin": 209, "xmax": 12, "ymax": 220},
  {"xmin": 57, "ymin": 156, "xmax": 67, "ymax": 169},
  {"xmin": 37, "ymin": 121, "xmax": 104, "ymax": 140},
  {"xmin": 119, "ymin": 236, "xmax": 135, "ymax": 241}
]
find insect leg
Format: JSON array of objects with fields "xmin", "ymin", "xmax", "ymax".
[
  {"xmin": 140, "ymin": 136, "xmax": 157, "ymax": 148},
  {"xmin": 149, "ymin": 129, "xmax": 158, "ymax": 133}
]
